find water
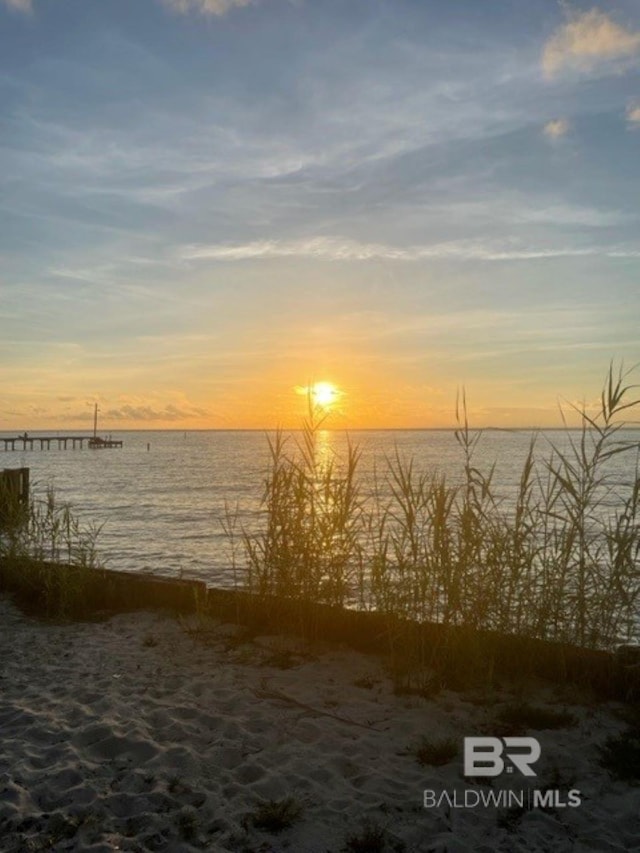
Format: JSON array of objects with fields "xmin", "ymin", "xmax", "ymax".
[{"xmin": 1, "ymin": 428, "xmax": 637, "ymax": 587}]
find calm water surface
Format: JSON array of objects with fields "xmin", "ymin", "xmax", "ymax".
[{"xmin": 1, "ymin": 429, "xmax": 637, "ymax": 587}]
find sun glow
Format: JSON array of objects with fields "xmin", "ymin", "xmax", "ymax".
[
  {"xmin": 312, "ymin": 382, "xmax": 338, "ymax": 407},
  {"xmin": 297, "ymin": 381, "xmax": 341, "ymax": 411}
]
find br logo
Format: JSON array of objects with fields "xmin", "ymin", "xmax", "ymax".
[{"xmin": 464, "ymin": 737, "xmax": 541, "ymax": 777}]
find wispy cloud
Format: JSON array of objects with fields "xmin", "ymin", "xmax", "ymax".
[
  {"xmin": 1, "ymin": 0, "xmax": 32, "ymax": 12},
  {"xmin": 179, "ymin": 235, "xmax": 614, "ymax": 264},
  {"xmin": 104, "ymin": 402, "xmax": 209, "ymax": 421},
  {"xmin": 542, "ymin": 8, "xmax": 640, "ymax": 78},
  {"xmin": 543, "ymin": 117, "xmax": 570, "ymax": 139},
  {"xmin": 515, "ymin": 202, "xmax": 627, "ymax": 228},
  {"xmin": 162, "ymin": 0, "xmax": 254, "ymax": 16}
]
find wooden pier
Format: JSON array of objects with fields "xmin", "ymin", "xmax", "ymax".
[
  {"xmin": 3, "ymin": 406, "xmax": 123, "ymax": 451},
  {"xmin": 2, "ymin": 434, "xmax": 123, "ymax": 451}
]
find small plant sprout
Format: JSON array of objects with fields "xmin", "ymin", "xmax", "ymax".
[{"xmin": 250, "ymin": 796, "xmax": 304, "ymax": 833}]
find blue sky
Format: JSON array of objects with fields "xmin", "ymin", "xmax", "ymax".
[{"xmin": 1, "ymin": 0, "xmax": 639, "ymax": 428}]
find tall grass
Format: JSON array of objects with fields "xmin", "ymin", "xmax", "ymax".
[
  {"xmin": 240, "ymin": 364, "xmax": 640, "ymax": 652},
  {"xmin": 243, "ymin": 400, "xmax": 365, "ymax": 615},
  {"xmin": 0, "ymin": 484, "xmax": 101, "ymax": 617}
]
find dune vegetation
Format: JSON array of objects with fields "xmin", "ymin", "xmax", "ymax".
[
  {"xmin": 240, "ymin": 363, "xmax": 640, "ymax": 653},
  {"xmin": 0, "ymin": 482, "xmax": 101, "ymax": 617}
]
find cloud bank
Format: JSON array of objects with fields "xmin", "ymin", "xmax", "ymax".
[
  {"xmin": 163, "ymin": 0, "xmax": 254, "ymax": 15},
  {"xmin": 105, "ymin": 403, "xmax": 209, "ymax": 422},
  {"xmin": 2, "ymin": 0, "xmax": 256, "ymax": 15},
  {"xmin": 542, "ymin": 8, "xmax": 640, "ymax": 77},
  {"xmin": 1, "ymin": 0, "xmax": 32, "ymax": 12}
]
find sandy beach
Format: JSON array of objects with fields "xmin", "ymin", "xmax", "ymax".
[{"xmin": 0, "ymin": 594, "xmax": 638, "ymax": 853}]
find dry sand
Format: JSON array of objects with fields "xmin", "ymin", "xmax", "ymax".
[{"xmin": 0, "ymin": 595, "xmax": 638, "ymax": 852}]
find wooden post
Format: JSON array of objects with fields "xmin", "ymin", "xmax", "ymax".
[{"xmin": 0, "ymin": 467, "xmax": 29, "ymax": 528}]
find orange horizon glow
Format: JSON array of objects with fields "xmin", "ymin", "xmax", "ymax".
[{"xmin": 0, "ymin": 372, "xmax": 616, "ymax": 433}]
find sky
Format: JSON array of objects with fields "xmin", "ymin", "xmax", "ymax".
[{"xmin": 1, "ymin": 0, "xmax": 639, "ymax": 429}]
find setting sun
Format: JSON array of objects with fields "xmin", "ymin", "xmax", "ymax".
[
  {"xmin": 312, "ymin": 382, "xmax": 338, "ymax": 407},
  {"xmin": 297, "ymin": 381, "xmax": 341, "ymax": 410}
]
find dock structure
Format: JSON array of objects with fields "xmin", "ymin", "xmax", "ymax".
[
  {"xmin": 87, "ymin": 403, "xmax": 123, "ymax": 449},
  {"xmin": 3, "ymin": 405, "xmax": 123, "ymax": 452},
  {"xmin": 2, "ymin": 434, "xmax": 123, "ymax": 451}
]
